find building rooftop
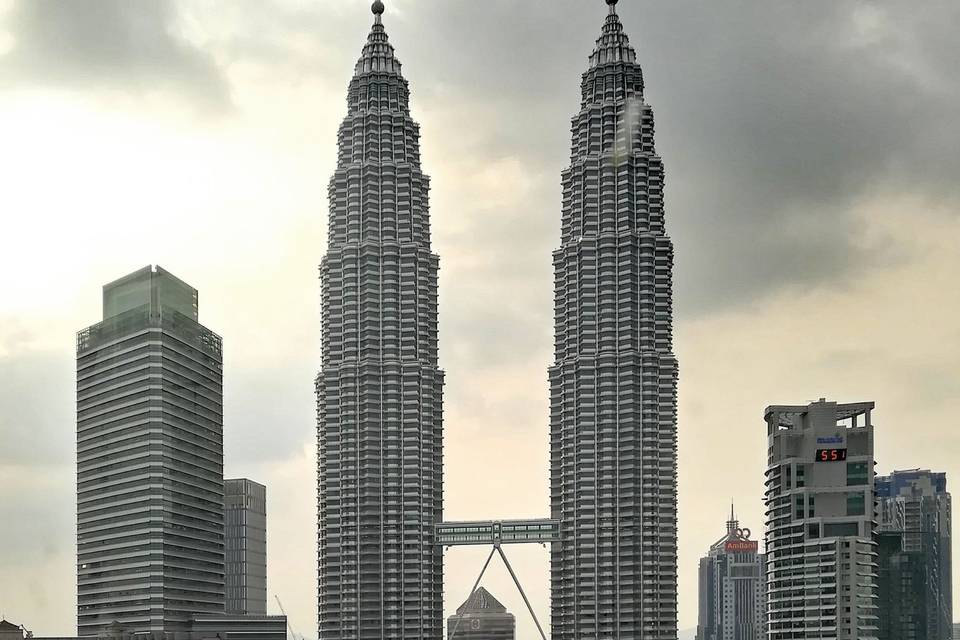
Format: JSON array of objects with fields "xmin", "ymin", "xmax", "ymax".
[
  {"xmin": 456, "ymin": 587, "xmax": 508, "ymax": 615},
  {"xmin": 765, "ymin": 399, "xmax": 875, "ymax": 428}
]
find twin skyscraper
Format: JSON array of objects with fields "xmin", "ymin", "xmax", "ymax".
[{"xmin": 316, "ymin": 1, "xmax": 679, "ymax": 639}]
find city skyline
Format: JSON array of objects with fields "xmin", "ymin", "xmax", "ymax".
[{"xmin": 2, "ymin": 1, "xmax": 960, "ymax": 639}]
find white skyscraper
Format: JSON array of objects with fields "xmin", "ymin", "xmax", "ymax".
[{"xmin": 764, "ymin": 400, "xmax": 879, "ymax": 640}]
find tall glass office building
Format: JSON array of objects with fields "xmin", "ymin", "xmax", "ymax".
[
  {"xmin": 550, "ymin": 1, "xmax": 679, "ymax": 637},
  {"xmin": 316, "ymin": 3, "xmax": 444, "ymax": 638},
  {"xmin": 76, "ymin": 266, "xmax": 225, "ymax": 635}
]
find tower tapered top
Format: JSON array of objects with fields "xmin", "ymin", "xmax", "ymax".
[
  {"xmin": 589, "ymin": 0, "xmax": 636, "ymax": 68},
  {"xmin": 354, "ymin": 1, "xmax": 401, "ymax": 76}
]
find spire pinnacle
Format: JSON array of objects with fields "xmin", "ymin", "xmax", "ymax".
[
  {"xmin": 607, "ymin": 0, "xmax": 619, "ymax": 14},
  {"xmin": 372, "ymin": 1, "xmax": 384, "ymax": 24}
]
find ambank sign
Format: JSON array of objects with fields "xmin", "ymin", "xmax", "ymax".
[
  {"xmin": 817, "ymin": 436, "xmax": 844, "ymax": 445},
  {"xmin": 724, "ymin": 528, "xmax": 759, "ymax": 552}
]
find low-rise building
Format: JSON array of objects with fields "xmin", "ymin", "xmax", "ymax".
[{"xmin": 447, "ymin": 587, "xmax": 515, "ymax": 640}]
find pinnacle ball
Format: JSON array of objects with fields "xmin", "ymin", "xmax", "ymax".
[
  {"xmin": 372, "ymin": 1, "xmax": 385, "ymax": 15},
  {"xmin": 606, "ymin": 0, "xmax": 619, "ymax": 5}
]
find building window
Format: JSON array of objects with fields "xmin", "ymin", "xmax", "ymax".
[
  {"xmin": 847, "ymin": 492, "xmax": 865, "ymax": 516},
  {"xmin": 847, "ymin": 462, "xmax": 869, "ymax": 486}
]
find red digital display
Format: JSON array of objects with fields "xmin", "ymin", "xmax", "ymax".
[{"xmin": 816, "ymin": 448, "xmax": 847, "ymax": 462}]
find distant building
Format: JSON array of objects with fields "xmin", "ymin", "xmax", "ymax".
[
  {"xmin": 224, "ymin": 479, "xmax": 267, "ymax": 615},
  {"xmin": 876, "ymin": 470, "xmax": 952, "ymax": 640},
  {"xmin": 0, "ymin": 621, "xmax": 25, "ymax": 640},
  {"xmin": 953, "ymin": 621, "xmax": 959, "ymax": 639},
  {"xmin": 696, "ymin": 507, "xmax": 765, "ymax": 640},
  {"xmin": 764, "ymin": 400, "xmax": 879, "ymax": 640},
  {"xmin": 447, "ymin": 587, "xmax": 515, "ymax": 640},
  {"xmin": 76, "ymin": 266, "xmax": 225, "ymax": 635}
]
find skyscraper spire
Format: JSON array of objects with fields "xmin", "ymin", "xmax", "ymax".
[
  {"xmin": 551, "ymin": 2, "xmax": 679, "ymax": 638},
  {"xmin": 317, "ymin": 4, "xmax": 444, "ymax": 638}
]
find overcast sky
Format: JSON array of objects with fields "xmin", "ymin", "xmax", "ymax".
[{"xmin": 1, "ymin": 0, "xmax": 960, "ymax": 637}]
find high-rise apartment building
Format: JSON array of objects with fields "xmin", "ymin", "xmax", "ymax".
[
  {"xmin": 549, "ymin": 1, "xmax": 678, "ymax": 638},
  {"xmin": 446, "ymin": 587, "xmax": 515, "ymax": 640},
  {"xmin": 876, "ymin": 470, "xmax": 952, "ymax": 640},
  {"xmin": 76, "ymin": 266, "xmax": 225, "ymax": 635},
  {"xmin": 316, "ymin": 2, "xmax": 444, "ymax": 638},
  {"xmin": 225, "ymin": 478, "xmax": 267, "ymax": 615},
  {"xmin": 696, "ymin": 508, "xmax": 765, "ymax": 640},
  {"xmin": 764, "ymin": 400, "xmax": 879, "ymax": 640}
]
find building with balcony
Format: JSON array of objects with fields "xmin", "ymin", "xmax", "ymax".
[{"xmin": 763, "ymin": 400, "xmax": 879, "ymax": 640}]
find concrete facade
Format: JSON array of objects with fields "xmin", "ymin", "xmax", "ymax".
[
  {"xmin": 315, "ymin": 3, "xmax": 443, "ymax": 638},
  {"xmin": 696, "ymin": 510, "xmax": 765, "ymax": 640},
  {"xmin": 76, "ymin": 266, "xmax": 225, "ymax": 636},
  {"xmin": 549, "ymin": 2, "xmax": 678, "ymax": 638},
  {"xmin": 876, "ymin": 470, "xmax": 952, "ymax": 640},
  {"xmin": 764, "ymin": 400, "xmax": 879, "ymax": 640},
  {"xmin": 224, "ymin": 479, "xmax": 267, "ymax": 615}
]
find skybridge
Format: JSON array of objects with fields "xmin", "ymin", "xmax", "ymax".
[{"xmin": 436, "ymin": 518, "xmax": 559, "ymax": 547}]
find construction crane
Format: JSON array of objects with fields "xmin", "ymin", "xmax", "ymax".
[{"xmin": 274, "ymin": 595, "xmax": 303, "ymax": 640}]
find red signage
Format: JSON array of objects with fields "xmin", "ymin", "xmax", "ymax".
[{"xmin": 725, "ymin": 540, "xmax": 759, "ymax": 552}]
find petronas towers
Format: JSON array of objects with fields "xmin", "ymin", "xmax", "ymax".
[
  {"xmin": 316, "ymin": 1, "xmax": 678, "ymax": 637},
  {"xmin": 316, "ymin": 1, "xmax": 444, "ymax": 637},
  {"xmin": 550, "ymin": 2, "xmax": 678, "ymax": 638}
]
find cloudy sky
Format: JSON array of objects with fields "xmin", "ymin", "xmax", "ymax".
[{"xmin": 1, "ymin": 0, "xmax": 960, "ymax": 637}]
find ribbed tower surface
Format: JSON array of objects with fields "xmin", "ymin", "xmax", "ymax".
[
  {"xmin": 316, "ymin": 5, "xmax": 444, "ymax": 639},
  {"xmin": 550, "ymin": 3, "xmax": 679, "ymax": 639}
]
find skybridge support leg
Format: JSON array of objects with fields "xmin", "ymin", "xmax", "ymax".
[
  {"xmin": 496, "ymin": 545, "xmax": 548, "ymax": 640},
  {"xmin": 448, "ymin": 545, "xmax": 497, "ymax": 640}
]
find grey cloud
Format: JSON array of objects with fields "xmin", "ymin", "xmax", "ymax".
[
  {"xmin": 0, "ymin": 349, "xmax": 74, "ymax": 466},
  {"xmin": 1, "ymin": 0, "xmax": 230, "ymax": 111},
  {"xmin": 223, "ymin": 363, "xmax": 317, "ymax": 465},
  {"xmin": 380, "ymin": 0, "xmax": 960, "ymax": 313},
  {"xmin": 0, "ymin": 479, "xmax": 73, "ymax": 568}
]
